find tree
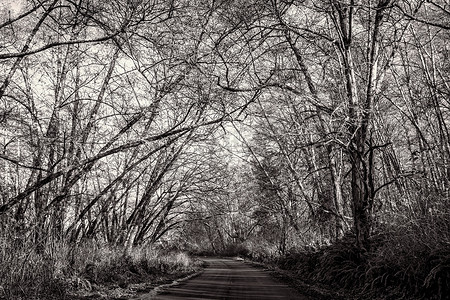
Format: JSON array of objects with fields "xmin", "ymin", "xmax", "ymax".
[{"xmin": 0, "ymin": 0, "xmax": 253, "ymax": 251}]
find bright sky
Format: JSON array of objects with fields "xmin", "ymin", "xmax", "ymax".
[{"xmin": 2, "ymin": 0, "xmax": 25, "ymax": 15}]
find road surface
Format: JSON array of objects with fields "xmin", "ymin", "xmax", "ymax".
[{"xmin": 148, "ymin": 257, "xmax": 311, "ymax": 300}]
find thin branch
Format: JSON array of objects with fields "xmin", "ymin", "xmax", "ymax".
[
  {"xmin": 0, "ymin": 153, "xmax": 48, "ymax": 172},
  {"xmin": 0, "ymin": 33, "xmax": 120, "ymax": 60}
]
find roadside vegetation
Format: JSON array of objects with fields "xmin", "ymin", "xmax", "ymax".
[
  {"xmin": 277, "ymin": 213, "xmax": 450, "ymax": 300},
  {"xmin": 0, "ymin": 239, "xmax": 201, "ymax": 300}
]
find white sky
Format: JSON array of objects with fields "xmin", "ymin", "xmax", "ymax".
[{"xmin": 1, "ymin": 0, "xmax": 25, "ymax": 15}]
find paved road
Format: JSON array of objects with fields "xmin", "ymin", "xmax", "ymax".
[{"xmin": 149, "ymin": 257, "xmax": 311, "ymax": 300}]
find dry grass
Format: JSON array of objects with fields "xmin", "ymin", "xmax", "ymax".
[
  {"xmin": 0, "ymin": 238, "xmax": 201, "ymax": 300},
  {"xmin": 0, "ymin": 236, "xmax": 68, "ymax": 300}
]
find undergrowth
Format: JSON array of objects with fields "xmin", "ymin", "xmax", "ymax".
[
  {"xmin": 0, "ymin": 238, "xmax": 201, "ymax": 300},
  {"xmin": 278, "ymin": 211, "xmax": 450, "ymax": 299}
]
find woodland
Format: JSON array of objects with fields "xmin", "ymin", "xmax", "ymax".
[{"xmin": 0, "ymin": 0, "xmax": 449, "ymax": 299}]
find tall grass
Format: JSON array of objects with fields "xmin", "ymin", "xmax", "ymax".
[
  {"xmin": 0, "ymin": 236, "xmax": 68, "ymax": 300},
  {"xmin": 0, "ymin": 237, "xmax": 201, "ymax": 300}
]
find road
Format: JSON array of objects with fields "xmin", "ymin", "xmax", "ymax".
[{"xmin": 147, "ymin": 257, "xmax": 311, "ymax": 300}]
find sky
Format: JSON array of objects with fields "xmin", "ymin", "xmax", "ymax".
[{"xmin": 1, "ymin": 0, "xmax": 25, "ymax": 16}]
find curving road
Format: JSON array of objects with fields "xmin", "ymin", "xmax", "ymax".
[{"xmin": 147, "ymin": 257, "xmax": 311, "ymax": 300}]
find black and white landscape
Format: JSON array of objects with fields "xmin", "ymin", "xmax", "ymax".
[{"xmin": 0, "ymin": 1, "xmax": 448, "ymax": 299}]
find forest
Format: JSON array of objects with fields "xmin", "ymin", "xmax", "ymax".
[{"xmin": 0, "ymin": 0, "xmax": 449, "ymax": 299}]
